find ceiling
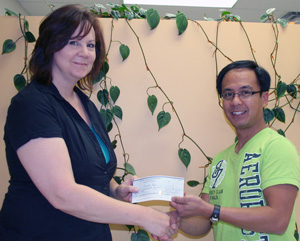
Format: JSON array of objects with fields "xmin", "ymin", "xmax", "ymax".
[{"xmin": 16, "ymin": 0, "xmax": 300, "ymax": 23}]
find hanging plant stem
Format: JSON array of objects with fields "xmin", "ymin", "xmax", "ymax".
[{"xmin": 125, "ymin": 18, "xmax": 211, "ymax": 165}]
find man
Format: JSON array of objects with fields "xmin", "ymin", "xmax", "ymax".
[{"xmin": 170, "ymin": 60, "xmax": 300, "ymax": 241}]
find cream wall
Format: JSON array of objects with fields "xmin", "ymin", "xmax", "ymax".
[{"xmin": 0, "ymin": 16, "xmax": 299, "ymax": 241}]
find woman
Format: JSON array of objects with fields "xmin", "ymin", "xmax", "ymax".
[{"xmin": 0, "ymin": 4, "xmax": 175, "ymax": 241}]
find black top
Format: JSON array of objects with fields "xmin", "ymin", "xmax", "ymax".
[{"xmin": 0, "ymin": 80, "xmax": 117, "ymax": 241}]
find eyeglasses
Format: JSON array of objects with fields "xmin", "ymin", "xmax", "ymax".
[{"xmin": 221, "ymin": 90, "xmax": 261, "ymax": 100}]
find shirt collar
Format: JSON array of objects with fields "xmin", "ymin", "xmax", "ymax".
[{"xmin": 32, "ymin": 79, "xmax": 90, "ymax": 103}]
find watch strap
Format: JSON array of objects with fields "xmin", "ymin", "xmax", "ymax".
[{"xmin": 210, "ymin": 204, "xmax": 220, "ymax": 223}]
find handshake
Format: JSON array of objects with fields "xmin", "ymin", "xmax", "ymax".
[
  {"xmin": 146, "ymin": 194, "xmax": 210, "ymax": 241},
  {"xmin": 120, "ymin": 176, "xmax": 211, "ymax": 240}
]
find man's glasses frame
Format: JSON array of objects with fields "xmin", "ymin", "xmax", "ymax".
[{"xmin": 221, "ymin": 90, "xmax": 262, "ymax": 100}]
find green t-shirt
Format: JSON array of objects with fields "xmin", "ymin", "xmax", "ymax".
[{"xmin": 203, "ymin": 128, "xmax": 300, "ymax": 241}]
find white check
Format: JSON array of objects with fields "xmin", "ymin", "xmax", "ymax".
[{"xmin": 131, "ymin": 175, "xmax": 184, "ymax": 203}]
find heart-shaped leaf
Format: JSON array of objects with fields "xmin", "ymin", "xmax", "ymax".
[
  {"xmin": 264, "ymin": 108, "xmax": 275, "ymax": 123},
  {"xmin": 110, "ymin": 86, "xmax": 120, "ymax": 103},
  {"xmin": 120, "ymin": 44, "xmax": 130, "ymax": 61},
  {"xmin": 2, "ymin": 39, "xmax": 16, "ymax": 54},
  {"xmin": 99, "ymin": 109, "xmax": 113, "ymax": 129},
  {"xmin": 287, "ymin": 84, "xmax": 297, "ymax": 99},
  {"xmin": 146, "ymin": 8, "xmax": 160, "ymax": 30},
  {"xmin": 157, "ymin": 111, "xmax": 171, "ymax": 130},
  {"xmin": 276, "ymin": 81, "xmax": 287, "ymax": 99},
  {"xmin": 97, "ymin": 89, "xmax": 109, "ymax": 106},
  {"xmin": 94, "ymin": 61, "xmax": 109, "ymax": 84},
  {"xmin": 25, "ymin": 31, "xmax": 36, "ymax": 43},
  {"xmin": 112, "ymin": 105, "xmax": 123, "ymax": 120},
  {"xmin": 124, "ymin": 163, "xmax": 136, "ymax": 175},
  {"xmin": 14, "ymin": 74, "xmax": 26, "ymax": 91},
  {"xmin": 178, "ymin": 148, "xmax": 191, "ymax": 168},
  {"xmin": 147, "ymin": 95, "xmax": 157, "ymax": 115},
  {"xmin": 176, "ymin": 12, "xmax": 188, "ymax": 35},
  {"xmin": 277, "ymin": 18, "xmax": 289, "ymax": 28},
  {"xmin": 273, "ymin": 107, "xmax": 286, "ymax": 123}
]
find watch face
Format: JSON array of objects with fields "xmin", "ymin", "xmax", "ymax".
[{"xmin": 210, "ymin": 217, "xmax": 218, "ymax": 223}]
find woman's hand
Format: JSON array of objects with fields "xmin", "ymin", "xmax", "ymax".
[
  {"xmin": 142, "ymin": 208, "xmax": 177, "ymax": 240},
  {"xmin": 113, "ymin": 175, "xmax": 139, "ymax": 202},
  {"xmin": 152, "ymin": 210, "xmax": 180, "ymax": 241}
]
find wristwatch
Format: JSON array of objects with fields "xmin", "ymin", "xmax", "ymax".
[{"xmin": 210, "ymin": 204, "xmax": 220, "ymax": 223}]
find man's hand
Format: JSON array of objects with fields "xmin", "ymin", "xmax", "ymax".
[{"xmin": 170, "ymin": 195, "xmax": 212, "ymax": 218}]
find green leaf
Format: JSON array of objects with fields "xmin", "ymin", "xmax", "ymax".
[
  {"xmin": 111, "ymin": 10, "xmax": 121, "ymax": 19},
  {"xmin": 14, "ymin": 74, "xmax": 26, "ymax": 91},
  {"xmin": 112, "ymin": 105, "xmax": 123, "ymax": 120},
  {"xmin": 2, "ymin": 39, "xmax": 16, "ymax": 54},
  {"xmin": 276, "ymin": 81, "xmax": 287, "ymax": 99},
  {"xmin": 221, "ymin": 11, "xmax": 231, "ymax": 16},
  {"xmin": 5, "ymin": 8, "xmax": 18, "ymax": 16},
  {"xmin": 25, "ymin": 31, "xmax": 36, "ymax": 43},
  {"xmin": 99, "ymin": 109, "xmax": 113, "ymax": 128},
  {"xmin": 287, "ymin": 84, "xmax": 297, "ymax": 99},
  {"xmin": 176, "ymin": 12, "xmax": 188, "ymax": 35},
  {"xmin": 147, "ymin": 95, "xmax": 157, "ymax": 115},
  {"xmin": 94, "ymin": 61, "xmax": 109, "ymax": 84},
  {"xmin": 101, "ymin": 61, "xmax": 110, "ymax": 75},
  {"xmin": 111, "ymin": 139, "xmax": 117, "ymax": 149},
  {"xmin": 260, "ymin": 13, "xmax": 269, "ymax": 22},
  {"xmin": 126, "ymin": 225, "xmax": 134, "ymax": 232},
  {"xmin": 24, "ymin": 19, "xmax": 29, "ymax": 31},
  {"xmin": 125, "ymin": 11, "xmax": 134, "ymax": 20},
  {"xmin": 97, "ymin": 89, "xmax": 109, "ymax": 106},
  {"xmin": 294, "ymin": 227, "xmax": 299, "ymax": 241},
  {"xmin": 157, "ymin": 111, "xmax": 171, "ymax": 130},
  {"xmin": 178, "ymin": 148, "xmax": 191, "ymax": 168},
  {"xmin": 110, "ymin": 86, "xmax": 120, "ymax": 103},
  {"xmin": 137, "ymin": 7, "xmax": 147, "ymax": 18},
  {"xmin": 124, "ymin": 163, "xmax": 136, "ymax": 175},
  {"xmin": 277, "ymin": 129, "xmax": 285, "ymax": 137},
  {"xmin": 146, "ymin": 8, "xmax": 160, "ymax": 30},
  {"xmin": 120, "ymin": 44, "xmax": 130, "ymax": 61},
  {"xmin": 187, "ymin": 180, "xmax": 200, "ymax": 187},
  {"xmin": 273, "ymin": 107, "xmax": 286, "ymax": 123},
  {"xmin": 277, "ymin": 18, "xmax": 289, "ymax": 28},
  {"xmin": 113, "ymin": 176, "xmax": 122, "ymax": 184},
  {"xmin": 106, "ymin": 122, "xmax": 113, "ymax": 132},
  {"xmin": 264, "ymin": 108, "xmax": 275, "ymax": 123},
  {"xmin": 266, "ymin": 8, "xmax": 276, "ymax": 15},
  {"xmin": 131, "ymin": 229, "xmax": 149, "ymax": 241}
]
